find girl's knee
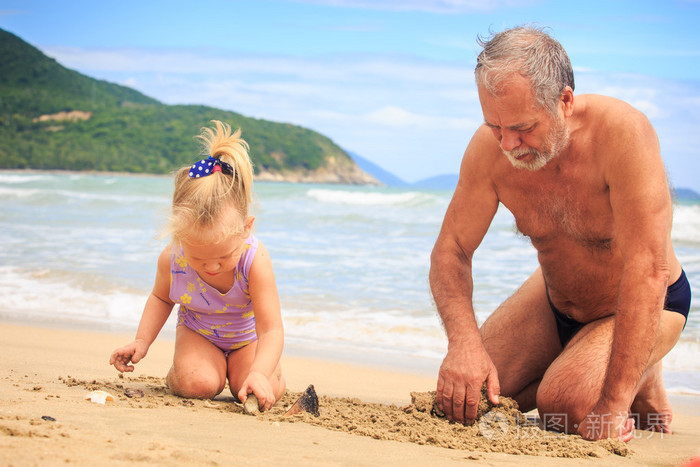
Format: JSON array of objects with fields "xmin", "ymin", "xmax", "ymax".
[{"xmin": 167, "ymin": 366, "xmax": 225, "ymax": 399}]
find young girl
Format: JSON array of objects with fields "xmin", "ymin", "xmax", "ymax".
[{"xmin": 110, "ymin": 120, "xmax": 285, "ymax": 411}]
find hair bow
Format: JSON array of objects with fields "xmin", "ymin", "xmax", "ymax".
[{"xmin": 188, "ymin": 156, "xmax": 234, "ymax": 178}]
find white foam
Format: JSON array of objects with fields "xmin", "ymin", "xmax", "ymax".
[
  {"xmin": 281, "ymin": 305, "xmax": 448, "ymax": 359},
  {"xmin": 0, "ymin": 266, "xmax": 159, "ymax": 329},
  {"xmin": 0, "ymin": 186, "xmax": 43, "ymax": 199},
  {"xmin": 0, "ymin": 173, "xmax": 52, "ymax": 184},
  {"xmin": 665, "ymin": 386, "xmax": 700, "ymax": 396},
  {"xmin": 306, "ymin": 188, "xmax": 442, "ymax": 207},
  {"xmin": 0, "ymin": 185, "xmax": 169, "ymax": 205},
  {"xmin": 663, "ymin": 338, "xmax": 700, "ymax": 372},
  {"xmin": 673, "ymin": 204, "xmax": 700, "ymax": 243}
]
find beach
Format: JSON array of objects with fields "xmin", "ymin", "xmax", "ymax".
[
  {"xmin": 1, "ymin": 172, "xmax": 699, "ymax": 465},
  {"xmin": 1, "ymin": 321, "xmax": 699, "ymax": 466}
]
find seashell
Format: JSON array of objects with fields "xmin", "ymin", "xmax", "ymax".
[
  {"xmin": 84, "ymin": 390, "xmax": 115, "ymax": 404},
  {"xmin": 284, "ymin": 384, "xmax": 320, "ymax": 417},
  {"xmin": 243, "ymin": 394, "xmax": 260, "ymax": 415},
  {"xmin": 124, "ymin": 388, "xmax": 144, "ymax": 398}
]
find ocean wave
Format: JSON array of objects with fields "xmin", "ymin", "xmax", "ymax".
[
  {"xmin": 0, "ymin": 266, "xmax": 152, "ymax": 328},
  {"xmin": 306, "ymin": 188, "xmax": 444, "ymax": 207},
  {"xmin": 0, "ymin": 185, "xmax": 168, "ymax": 205},
  {"xmin": 663, "ymin": 337, "xmax": 700, "ymax": 372},
  {"xmin": 673, "ymin": 204, "xmax": 700, "ymax": 244},
  {"xmin": 0, "ymin": 186, "xmax": 43, "ymax": 199},
  {"xmin": 664, "ymin": 386, "xmax": 700, "ymax": 396},
  {"xmin": 0, "ymin": 173, "xmax": 53, "ymax": 184}
]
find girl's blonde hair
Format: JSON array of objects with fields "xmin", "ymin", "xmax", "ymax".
[{"xmin": 167, "ymin": 120, "xmax": 254, "ymax": 244}]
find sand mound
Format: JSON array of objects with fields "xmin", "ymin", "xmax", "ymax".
[{"xmin": 62, "ymin": 375, "xmax": 630, "ymax": 459}]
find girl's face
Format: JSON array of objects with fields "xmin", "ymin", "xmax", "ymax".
[{"xmin": 180, "ymin": 217, "xmax": 254, "ymax": 279}]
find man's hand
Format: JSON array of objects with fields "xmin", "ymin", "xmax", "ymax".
[
  {"xmin": 109, "ymin": 340, "xmax": 149, "ymax": 373},
  {"xmin": 577, "ymin": 403, "xmax": 635, "ymax": 442},
  {"xmin": 436, "ymin": 342, "xmax": 500, "ymax": 425}
]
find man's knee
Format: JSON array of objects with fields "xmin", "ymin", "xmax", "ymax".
[{"xmin": 536, "ymin": 382, "xmax": 589, "ymax": 433}]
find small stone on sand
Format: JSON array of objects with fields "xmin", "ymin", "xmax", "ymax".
[{"xmin": 243, "ymin": 394, "xmax": 260, "ymax": 415}]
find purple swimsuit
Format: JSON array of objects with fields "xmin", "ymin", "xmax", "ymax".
[{"xmin": 170, "ymin": 235, "xmax": 258, "ymax": 354}]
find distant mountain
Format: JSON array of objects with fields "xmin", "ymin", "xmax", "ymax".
[
  {"xmin": 411, "ymin": 174, "xmax": 459, "ymax": 191},
  {"xmin": 347, "ymin": 150, "xmax": 460, "ymax": 190},
  {"xmin": 675, "ymin": 188, "xmax": 700, "ymax": 200},
  {"xmin": 347, "ymin": 151, "xmax": 410, "ymax": 187},
  {"xmin": 0, "ymin": 28, "xmax": 377, "ymax": 184}
]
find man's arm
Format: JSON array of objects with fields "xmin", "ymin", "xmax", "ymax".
[
  {"xmin": 579, "ymin": 100, "xmax": 672, "ymax": 440},
  {"xmin": 430, "ymin": 126, "xmax": 501, "ymax": 424}
]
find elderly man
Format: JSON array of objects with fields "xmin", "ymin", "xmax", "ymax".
[{"xmin": 430, "ymin": 26, "xmax": 691, "ymax": 442}]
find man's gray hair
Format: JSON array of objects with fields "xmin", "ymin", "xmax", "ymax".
[{"xmin": 475, "ymin": 26, "xmax": 575, "ymax": 115}]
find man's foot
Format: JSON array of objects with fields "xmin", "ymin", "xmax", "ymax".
[{"xmin": 631, "ymin": 361, "xmax": 673, "ymax": 433}]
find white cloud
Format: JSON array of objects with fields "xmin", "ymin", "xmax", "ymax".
[
  {"xmin": 366, "ymin": 105, "xmax": 476, "ymax": 130},
  {"xmin": 283, "ymin": 0, "xmax": 540, "ymax": 13},
  {"xmin": 39, "ymin": 44, "xmax": 700, "ymax": 186}
]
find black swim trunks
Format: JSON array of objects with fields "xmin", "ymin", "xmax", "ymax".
[{"xmin": 548, "ymin": 269, "xmax": 692, "ymax": 347}]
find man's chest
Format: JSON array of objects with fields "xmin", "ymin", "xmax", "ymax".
[{"xmin": 495, "ymin": 171, "xmax": 615, "ymax": 249}]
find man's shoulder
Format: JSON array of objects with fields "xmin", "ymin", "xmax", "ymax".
[
  {"xmin": 576, "ymin": 94, "xmax": 655, "ymax": 142},
  {"xmin": 459, "ymin": 126, "xmax": 504, "ymax": 177},
  {"xmin": 464, "ymin": 125, "xmax": 502, "ymax": 161},
  {"xmin": 577, "ymin": 94, "xmax": 650, "ymax": 124},
  {"xmin": 573, "ymin": 94, "xmax": 661, "ymax": 179}
]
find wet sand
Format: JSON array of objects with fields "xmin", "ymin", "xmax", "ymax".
[{"xmin": 1, "ymin": 322, "xmax": 698, "ymax": 466}]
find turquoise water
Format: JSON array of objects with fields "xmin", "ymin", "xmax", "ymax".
[{"xmin": 1, "ymin": 171, "xmax": 698, "ymax": 393}]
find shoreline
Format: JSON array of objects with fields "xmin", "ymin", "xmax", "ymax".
[
  {"xmin": 2, "ymin": 309, "xmax": 699, "ymax": 395},
  {"xmin": 0, "ymin": 312, "xmax": 443, "ymax": 379},
  {"xmin": 1, "ymin": 321, "xmax": 699, "ymax": 465},
  {"xmin": 0, "ymin": 167, "xmax": 382, "ymax": 186}
]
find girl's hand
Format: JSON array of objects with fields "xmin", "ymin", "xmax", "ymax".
[
  {"xmin": 238, "ymin": 371, "xmax": 275, "ymax": 411},
  {"xmin": 109, "ymin": 340, "xmax": 149, "ymax": 373}
]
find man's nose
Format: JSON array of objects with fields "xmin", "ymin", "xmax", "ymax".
[{"xmin": 500, "ymin": 130, "xmax": 521, "ymax": 152}]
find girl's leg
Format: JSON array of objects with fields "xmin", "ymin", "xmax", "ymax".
[
  {"xmin": 226, "ymin": 340, "xmax": 286, "ymax": 403},
  {"xmin": 166, "ymin": 325, "xmax": 227, "ymax": 399}
]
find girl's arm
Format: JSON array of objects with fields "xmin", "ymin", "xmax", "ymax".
[
  {"xmin": 238, "ymin": 241, "xmax": 284, "ymax": 401},
  {"xmin": 110, "ymin": 247, "xmax": 175, "ymax": 372}
]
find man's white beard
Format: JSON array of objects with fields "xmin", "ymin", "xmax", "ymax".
[{"xmin": 504, "ymin": 118, "xmax": 570, "ymax": 171}]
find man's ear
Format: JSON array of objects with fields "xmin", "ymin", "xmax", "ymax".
[{"xmin": 561, "ymin": 86, "xmax": 575, "ymax": 118}]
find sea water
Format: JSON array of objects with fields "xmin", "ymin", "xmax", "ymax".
[{"xmin": 1, "ymin": 171, "xmax": 699, "ymax": 394}]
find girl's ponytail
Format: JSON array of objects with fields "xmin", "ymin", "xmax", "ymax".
[
  {"xmin": 168, "ymin": 120, "xmax": 255, "ymax": 243},
  {"xmin": 197, "ymin": 120, "xmax": 253, "ymax": 208}
]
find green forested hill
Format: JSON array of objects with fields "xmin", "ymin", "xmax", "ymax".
[{"xmin": 0, "ymin": 29, "xmax": 373, "ymax": 182}]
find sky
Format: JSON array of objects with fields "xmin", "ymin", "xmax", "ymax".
[{"xmin": 2, "ymin": 0, "xmax": 700, "ymax": 189}]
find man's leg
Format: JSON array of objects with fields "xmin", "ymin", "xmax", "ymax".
[
  {"xmin": 535, "ymin": 310, "xmax": 685, "ymax": 433},
  {"xmin": 481, "ymin": 268, "xmax": 563, "ymax": 411}
]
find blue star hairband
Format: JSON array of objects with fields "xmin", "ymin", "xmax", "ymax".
[{"xmin": 188, "ymin": 156, "xmax": 234, "ymax": 178}]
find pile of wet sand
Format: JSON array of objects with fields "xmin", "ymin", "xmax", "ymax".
[{"xmin": 64, "ymin": 375, "xmax": 630, "ymax": 459}]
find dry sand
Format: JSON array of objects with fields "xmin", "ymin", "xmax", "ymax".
[{"xmin": 1, "ymin": 322, "xmax": 699, "ymax": 466}]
